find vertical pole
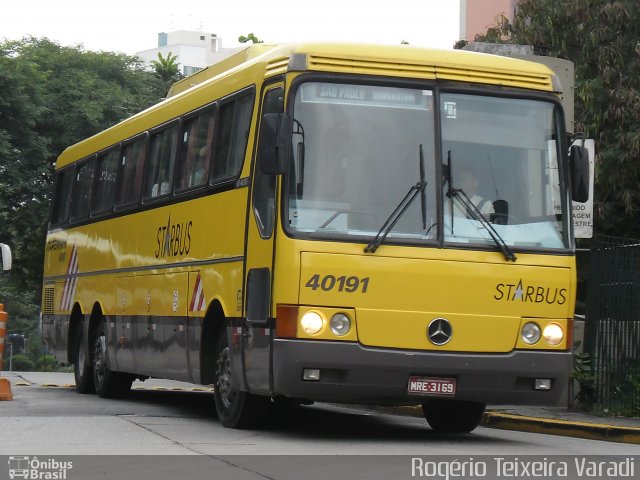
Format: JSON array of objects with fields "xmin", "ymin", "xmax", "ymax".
[{"xmin": 0, "ymin": 303, "xmax": 13, "ymax": 400}]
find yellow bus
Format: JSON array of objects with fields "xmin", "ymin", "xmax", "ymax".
[{"xmin": 42, "ymin": 43, "xmax": 589, "ymax": 432}]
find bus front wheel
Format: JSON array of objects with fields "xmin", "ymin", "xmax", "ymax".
[
  {"xmin": 213, "ymin": 329, "xmax": 270, "ymax": 428},
  {"xmin": 422, "ymin": 399, "xmax": 485, "ymax": 433}
]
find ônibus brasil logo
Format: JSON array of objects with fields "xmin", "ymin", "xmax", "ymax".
[{"xmin": 8, "ymin": 456, "xmax": 73, "ymax": 480}]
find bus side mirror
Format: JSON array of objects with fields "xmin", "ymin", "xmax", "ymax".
[
  {"xmin": 1, "ymin": 243, "xmax": 12, "ymax": 271},
  {"xmin": 258, "ymin": 113, "xmax": 291, "ymax": 175},
  {"xmin": 569, "ymin": 144, "xmax": 589, "ymax": 203}
]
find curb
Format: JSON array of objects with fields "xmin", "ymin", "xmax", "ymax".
[
  {"xmin": 12, "ymin": 380, "xmax": 214, "ymax": 393},
  {"xmin": 376, "ymin": 405, "xmax": 640, "ymax": 444},
  {"xmin": 482, "ymin": 411, "xmax": 640, "ymax": 445}
]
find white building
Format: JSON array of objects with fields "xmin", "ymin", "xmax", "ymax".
[{"xmin": 136, "ymin": 30, "xmax": 241, "ymax": 76}]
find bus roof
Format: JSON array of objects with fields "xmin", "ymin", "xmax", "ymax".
[{"xmin": 55, "ymin": 42, "xmax": 558, "ymax": 170}]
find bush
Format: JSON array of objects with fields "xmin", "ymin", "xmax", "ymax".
[
  {"xmin": 7, "ymin": 353, "xmax": 35, "ymax": 371},
  {"xmin": 36, "ymin": 355, "xmax": 58, "ymax": 372}
]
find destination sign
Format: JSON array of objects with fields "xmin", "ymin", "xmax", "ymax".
[{"xmin": 300, "ymin": 83, "xmax": 432, "ymax": 110}]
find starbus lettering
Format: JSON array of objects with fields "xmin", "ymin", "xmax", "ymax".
[
  {"xmin": 494, "ymin": 280, "xmax": 567, "ymax": 305},
  {"xmin": 155, "ymin": 214, "xmax": 192, "ymax": 258}
]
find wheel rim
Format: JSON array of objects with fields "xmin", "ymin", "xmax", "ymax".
[
  {"xmin": 216, "ymin": 346, "xmax": 236, "ymax": 408},
  {"xmin": 93, "ymin": 334, "xmax": 107, "ymax": 388}
]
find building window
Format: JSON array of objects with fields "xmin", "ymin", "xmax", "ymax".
[{"xmin": 183, "ymin": 66, "xmax": 202, "ymax": 76}]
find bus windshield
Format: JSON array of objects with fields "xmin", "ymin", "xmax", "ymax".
[{"xmin": 286, "ymin": 81, "xmax": 570, "ymax": 251}]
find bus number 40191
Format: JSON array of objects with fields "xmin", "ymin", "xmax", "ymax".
[{"xmin": 305, "ymin": 274, "xmax": 370, "ymax": 293}]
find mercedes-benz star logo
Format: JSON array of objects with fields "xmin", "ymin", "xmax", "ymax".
[{"xmin": 427, "ymin": 318, "xmax": 453, "ymax": 346}]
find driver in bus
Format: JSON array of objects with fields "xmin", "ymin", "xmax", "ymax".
[{"xmin": 451, "ymin": 167, "xmax": 494, "ymax": 218}]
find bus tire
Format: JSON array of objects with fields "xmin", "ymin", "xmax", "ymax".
[
  {"xmin": 213, "ymin": 329, "xmax": 269, "ymax": 429},
  {"xmin": 422, "ymin": 399, "xmax": 485, "ymax": 433},
  {"xmin": 73, "ymin": 321, "xmax": 95, "ymax": 394},
  {"xmin": 92, "ymin": 319, "xmax": 132, "ymax": 398}
]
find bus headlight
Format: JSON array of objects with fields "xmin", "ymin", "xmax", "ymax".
[
  {"xmin": 330, "ymin": 313, "xmax": 351, "ymax": 336},
  {"xmin": 300, "ymin": 311, "xmax": 324, "ymax": 335},
  {"xmin": 521, "ymin": 322, "xmax": 541, "ymax": 345},
  {"xmin": 543, "ymin": 323, "xmax": 564, "ymax": 346}
]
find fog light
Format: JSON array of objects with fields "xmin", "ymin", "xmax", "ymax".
[
  {"xmin": 535, "ymin": 378, "xmax": 552, "ymax": 390},
  {"xmin": 521, "ymin": 322, "xmax": 541, "ymax": 345},
  {"xmin": 303, "ymin": 368, "xmax": 320, "ymax": 381},
  {"xmin": 543, "ymin": 323, "xmax": 564, "ymax": 346},
  {"xmin": 330, "ymin": 313, "xmax": 351, "ymax": 336},
  {"xmin": 300, "ymin": 311, "xmax": 324, "ymax": 335}
]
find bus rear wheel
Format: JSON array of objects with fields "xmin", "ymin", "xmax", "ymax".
[
  {"xmin": 213, "ymin": 329, "xmax": 270, "ymax": 428},
  {"xmin": 92, "ymin": 320, "xmax": 133, "ymax": 398},
  {"xmin": 422, "ymin": 399, "xmax": 485, "ymax": 433},
  {"xmin": 73, "ymin": 322, "xmax": 95, "ymax": 394}
]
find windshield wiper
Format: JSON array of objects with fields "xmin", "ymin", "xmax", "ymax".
[
  {"xmin": 365, "ymin": 146, "xmax": 427, "ymax": 254},
  {"xmin": 444, "ymin": 150, "xmax": 516, "ymax": 262},
  {"xmin": 448, "ymin": 187, "xmax": 517, "ymax": 262}
]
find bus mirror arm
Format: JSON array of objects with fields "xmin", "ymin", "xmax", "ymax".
[
  {"xmin": 569, "ymin": 142, "xmax": 589, "ymax": 203},
  {"xmin": 258, "ymin": 113, "xmax": 291, "ymax": 175}
]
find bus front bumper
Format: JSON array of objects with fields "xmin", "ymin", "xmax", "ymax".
[{"xmin": 272, "ymin": 339, "xmax": 571, "ymax": 406}]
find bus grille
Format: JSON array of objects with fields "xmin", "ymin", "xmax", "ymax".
[
  {"xmin": 307, "ymin": 54, "xmax": 436, "ymax": 80},
  {"xmin": 305, "ymin": 54, "xmax": 553, "ymax": 91},
  {"xmin": 43, "ymin": 287, "xmax": 55, "ymax": 315},
  {"xmin": 266, "ymin": 56, "xmax": 291, "ymax": 76}
]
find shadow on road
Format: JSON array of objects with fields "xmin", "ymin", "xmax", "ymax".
[{"xmin": 119, "ymin": 388, "xmax": 511, "ymax": 445}]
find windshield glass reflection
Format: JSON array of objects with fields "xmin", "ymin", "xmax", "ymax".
[
  {"xmin": 287, "ymin": 82, "xmax": 438, "ymax": 244},
  {"xmin": 441, "ymin": 93, "xmax": 569, "ymax": 250},
  {"xmin": 286, "ymin": 82, "xmax": 570, "ymax": 252}
]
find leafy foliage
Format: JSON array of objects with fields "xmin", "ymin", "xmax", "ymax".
[
  {"xmin": 238, "ymin": 33, "xmax": 263, "ymax": 44},
  {"xmin": 467, "ymin": 1, "xmax": 640, "ymax": 236},
  {"xmin": 0, "ymin": 37, "xmax": 165, "ymax": 368},
  {"xmin": 151, "ymin": 51, "xmax": 183, "ymax": 93}
]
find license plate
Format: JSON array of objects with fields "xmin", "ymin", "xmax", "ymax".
[{"xmin": 407, "ymin": 376, "xmax": 456, "ymax": 396}]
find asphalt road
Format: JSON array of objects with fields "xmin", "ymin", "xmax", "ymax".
[{"xmin": 1, "ymin": 372, "xmax": 639, "ymax": 480}]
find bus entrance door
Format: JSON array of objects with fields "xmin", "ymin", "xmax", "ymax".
[{"xmin": 242, "ymin": 85, "xmax": 284, "ymax": 395}]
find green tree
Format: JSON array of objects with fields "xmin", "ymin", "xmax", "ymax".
[
  {"xmin": 469, "ymin": 1, "xmax": 640, "ymax": 236},
  {"xmin": 238, "ymin": 33, "xmax": 263, "ymax": 44},
  {"xmin": 474, "ymin": 14, "xmax": 514, "ymax": 44},
  {"xmin": 151, "ymin": 51, "xmax": 183, "ymax": 93},
  {"xmin": 0, "ymin": 37, "xmax": 165, "ymax": 368}
]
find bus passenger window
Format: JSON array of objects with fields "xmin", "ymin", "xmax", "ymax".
[
  {"xmin": 69, "ymin": 159, "xmax": 95, "ymax": 221},
  {"xmin": 144, "ymin": 124, "xmax": 179, "ymax": 200},
  {"xmin": 51, "ymin": 169, "xmax": 74, "ymax": 226},
  {"xmin": 212, "ymin": 91, "xmax": 254, "ymax": 184},
  {"xmin": 116, "ymin": 136, "xmax": 147, "ymax": 207},
  {"xmin": 92, "ymin": 149, "xmax": 119, "ymax": 214},
  {"xmin": 176, "ymin": 109, "xmax": 215, "ymax": 192}
]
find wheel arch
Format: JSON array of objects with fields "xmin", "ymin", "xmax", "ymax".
[
  {"xmin": 66, "ymin": 303, "xmax": 85, "ymax": 364},
  {"xmin": 200, "ymin": 298, "xmax": 228, "ymax": 385},
  {"xmin": 87, "ymin": 301, "xmax": 105, "ymax": 347}
]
